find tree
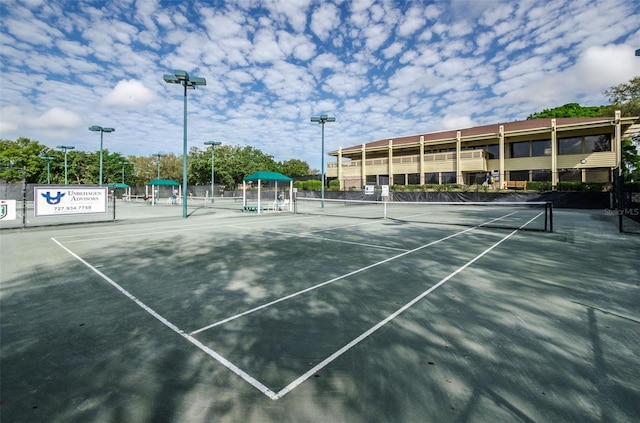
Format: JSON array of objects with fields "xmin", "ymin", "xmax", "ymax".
[
  {"xmin": 527, "ymin": 103, "xmax": 603, "ymax": 119},
  {"xmin": 279, "ymin": 159, "xmax": 310, "ymax": 177},
  {"xmin": 527, "ymin": 77, "xmax": 640, "ymax": 179},
  {"xmin": 603, "ymin": 76, "xmax": 640, "ymax": 117},
  {"xmin": 0, "ymin": 137, "xmax": 48, "ymax": 182}
]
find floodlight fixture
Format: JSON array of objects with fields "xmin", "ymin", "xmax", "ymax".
[
  {"xmin": 163, "ymin": 69, "xmax": 207, "ymax": 218},
  {"xmin": 56, "ymin": 145, "xmax": 75, "ymax": 185},
  {"xmin": 204, "ymin": 141, "xmax": 222, "ymax": 201},
  {"xmin": 310, "ymin": 114, "xmax": 336, "ymax": 208},
  {"xmin": 89, "ymin": 125, "xmax": 115, "ymax": 185}
]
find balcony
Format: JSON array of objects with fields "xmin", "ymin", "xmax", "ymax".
[{"xmin": 327, "ymin": 149, "xmax": 488, "ymax": 177}]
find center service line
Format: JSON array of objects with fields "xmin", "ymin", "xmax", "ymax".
[
  {"xmin": 189, "ymin": 226, "xmax": 477, "ymax": 335},
  {"xmin": 191, "ymin": 212, "xmax": 519, "ymax": 336}
]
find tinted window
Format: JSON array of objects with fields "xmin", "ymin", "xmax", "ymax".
[
  {"xmin": 558, "ymin": 137, "xmax": 582, "ymax": 154},
  {"xmin": 532, "ymin": 140, "xmax": 551, "ymax": 156},
  {"xmin": 584, "ymin": 135, "xmax": 610, "ymax": 152},
  {"xmin": 510, "ymin": 141, "xmax": 529, "ymax": 158}
]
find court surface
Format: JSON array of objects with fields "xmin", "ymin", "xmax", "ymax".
[{"xmin": 1, "ymin": 203, "xmax": 639, "ymax": 423}]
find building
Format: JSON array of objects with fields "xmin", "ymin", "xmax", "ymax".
[{"xmin": 327, "ymin": 111, "xmax": 639, "ymax": 189}]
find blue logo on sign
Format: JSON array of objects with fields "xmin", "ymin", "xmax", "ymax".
[{"xmin": 41, "ymin": 191, "xmax": 65, "ymax": 205}]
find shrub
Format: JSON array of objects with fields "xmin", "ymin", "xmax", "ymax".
[{"xmin": 328, "ymin": 179, "xmax": 341, "ymax": 191}]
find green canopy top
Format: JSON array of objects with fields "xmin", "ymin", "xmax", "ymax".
[
  {"xmin": 107, "ymin": 183, "xmax": 130, "ymax": 188},
  {"xmin": 243, "ymin": 171, "xmax": 292, "ymax": 182},
  {"xmin": 146, "ymin": 179, "xmax": 180, "ymax": 186}
]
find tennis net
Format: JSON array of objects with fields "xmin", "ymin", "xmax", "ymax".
[{"xmin": 294, "ymin": 198, "xmax": 553, "ymax": 232}]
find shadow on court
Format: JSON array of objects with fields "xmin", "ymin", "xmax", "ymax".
[{"xmin": 1, "ymin": 209, "xmax": 638, "ymax": 422}]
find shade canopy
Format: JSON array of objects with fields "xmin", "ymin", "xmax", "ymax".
[
  {"xmin": 108, "ymin": 183, "xmax": 130, "ymax": 188},
  {"xmin": 243, "ymin": 171, "xmax": 292, "ymax": 182},
  {"xmin": 146, "ymin": 179, "xmax": 180, "ymax": 186}
]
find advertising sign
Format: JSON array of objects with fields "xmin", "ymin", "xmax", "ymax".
[
  {"xmin": 34, "ymin": 187, "xmax": 108, "ymax": 217},
  {"xmin": 381, "ymin": 185, "xmax": 389, "ymax": 196},
  {"xmin": 365, "ymin": 185, "xmax": 374, "ymax": 195},
  {"xmin": 0, "ymin": 199, "xmax": 17, "ymax": 221}
]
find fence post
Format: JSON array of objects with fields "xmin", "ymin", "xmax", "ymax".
[{"xmin": 21, "ymin": 167, "xmax": 27, "ymax": 228}]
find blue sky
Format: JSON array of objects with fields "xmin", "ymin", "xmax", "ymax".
[{"xmin": 1, "ymin": 0, "xmax": 639, "ymax": 171}]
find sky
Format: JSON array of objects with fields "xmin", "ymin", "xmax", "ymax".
[{"xmin": 1, "ymin": 0, "xmax": 639, "ymax": 171}]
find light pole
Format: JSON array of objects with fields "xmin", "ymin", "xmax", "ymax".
[
  {"xmin": 164, "ymin": 70, "xmax": 207, "ymax": 218},
  {"xmin": 153, "ymin": 153, "xmax": 166, "ymax": 180},
  {"xmin": 89, "ymin": 125, "xmax": 115, "ymax": 186},
  {"xmin": 41, "ymin": 156, "xmax": 55, "ymax": 184},
  {"xmin": 120, "ymin": 161, "xmax": 128, "ymax": 184},
  {"xmin": 56, "ymin": 145, "xmax": 75, "ymax": 185},
  {"xmin": 204, "ymin": 141, "xmax": 222, "ymax": 201},
  {"xmin": 310, "ymin": 114, "xmax": 336, "ymax": 208}
]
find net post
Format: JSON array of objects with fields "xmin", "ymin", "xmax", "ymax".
[
  {"xmin": 384, "ymin": 200, "xmax": 387, "ymax": 219},
  {"xmin": 547, "ymin": 202, "xmax": 553, "ymax": 232},
  {"xmin": 22, "ymin": 167, "xmax": 27, "ymax": 228},
  {"xmin": 112, "ymin": 188, "xmax": 117, "ymax": 222}
]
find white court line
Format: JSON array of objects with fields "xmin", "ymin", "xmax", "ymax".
[
  {"xmin": 272, "ymin": 213, "xmax": 541, "ymax": 400},
  {"xmin": 227, "ymin": 225, "xmax": 409, "ymax": 252},
  {"xmin": 189, "ymin": 224, "xmax": 485, "ymax": 335},
  {"xmin": 53, "ymin": 215, "xmax": 318, "ymax": 243},
  {"xmin": 191, "ymin": 211, "xmax": 520, "ymax": 335},
  {"xmin": 52, "ymin": 211, "xmax": 541, "ymax": 401},
  {"xmin": 50, "ymin": 237, "xmax": 279, "ymax": 400}
]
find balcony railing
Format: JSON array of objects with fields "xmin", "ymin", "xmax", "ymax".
[{"xmin": 328, "ymin": 149, "xmax": 487, "ymax": 168}]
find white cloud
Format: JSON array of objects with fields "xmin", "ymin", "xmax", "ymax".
[
  {"xmin": 0, "ymin": 106, "xmax": 22, "ymax": 135},
  {"xmin": 310, "ymin": 3, "xmax": 340, "ymax": 41},
  {"xmin": 250, "ymin": 28, "xmax": 284, "ymax": 63},
  {"xmin": 101, "ymin": 80, "xmax": 156, "ymax": 108},
  {"xmin": 31, "ymin": 107, "xmax": 84, "ymax": 129},
  {"xmin": 397, "ymin": 6, "xmax": 425, "ymax": 37},
  {"xmin": 382, "ymin": 42, "xmax": 404, "ymax": 59}
]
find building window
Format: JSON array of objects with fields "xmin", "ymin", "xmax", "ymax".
[
  {"xmin": 531, "ymin": 140, "xmax": 551, "ymax": 156},
  {"xmin": 407, "ymin": 173, "xmax": 420, "ymax": 184},
  {"xmin": 509, "ymin": 170, "xmax": 529, "ymax": 181},
  {"xmin": 532, "ymin": 170, "xmax": 551, "ymax": 181},
  {"xmin": 559, "ymin": 168, "xmax": 581, "ymax": 182},
  {"xmin": 487, "ymin": 144, "xmax": 500, "ymax": 159},
  {"xmin": 584, "ymin": 134, "xmax": 611, "ymax": 152},
  {"xmin": 379, "ymin": 175, "xmax": 389, "ymax": 185},
  {"xmin": 366, "ymin": 175, "xmax": 377, "ymax": 185},
  {"xmin": 424, "ymin": 172, "xmax": 438, "ymax": 184},
  {"xmin": 442, "ymin": 172, "xmax": 456, "ymax": 184},
  {"xmin": 393, "ymin": 174, "xmax": 405, "ymax": 185},
  {"xmin": 509, "ymin": 141, "xmax": 530, "ymax": 158},
  {"xmin": 585, "ymin": 168, "xmax": 611, "ymax": 182},
  {"xmin": 558, "ymin": 137, "xmax": 582, "ymax": 154},
  {"xmin": 558, "ymin": 134, "xmax": 610, "ymax": 155}
]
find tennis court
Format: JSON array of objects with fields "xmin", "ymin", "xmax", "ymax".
[{"xmin": 1, "ymin": 202, "xmax": 639, "ymax": 422}]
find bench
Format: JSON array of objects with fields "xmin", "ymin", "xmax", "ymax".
[{"xmin": 505, "ymin": 180, "xmax": 527, "ymax": 190}]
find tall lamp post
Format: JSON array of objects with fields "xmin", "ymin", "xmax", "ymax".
[
  {"xmin": 41, "ymin": 156, "xmax": 55, "ymax": 184},
  {"xmin": 120, "ymin": 161, "xmax": 128, "ymax": 184},
  {"xmin": 153, "ymin": 153, "xmax": 166, "ymax": 180},
  {"xmin": 163, "ymin": 69, "xmax": 207, "ymax": 218},
  {"xmin": 89, "ymin": 125, "xmax": 115, "ymax": 186},
  {"xmin": 310, "ymin": 114, "xmax": 335, "ymax": 208},
  {"xmin": 204, "ymin": 141, "xmax": 222, "ymax": 201},
  {"xmin": 56, "ymin": 145, "xmax": 75, "ymax": 185}
]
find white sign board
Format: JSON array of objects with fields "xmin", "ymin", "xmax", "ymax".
[
  {"xmin": 34, "ymin": 187, "xmax": 108, "ymax": 217},
  {"xmin": 0, "ymin": 199, "xmax": 17, "ymax": 221},
  {"xmin": 381, "ymin": 185, "xmax": 389, "ymax": 196},
  {"xmin": 365, "ymin": 185, "xmax": 374, "ymax": 195}
]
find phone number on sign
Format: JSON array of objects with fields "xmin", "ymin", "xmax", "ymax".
[{"xmin": 54, "ymin": 205, "xmax": 93, "ymax": 212}]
